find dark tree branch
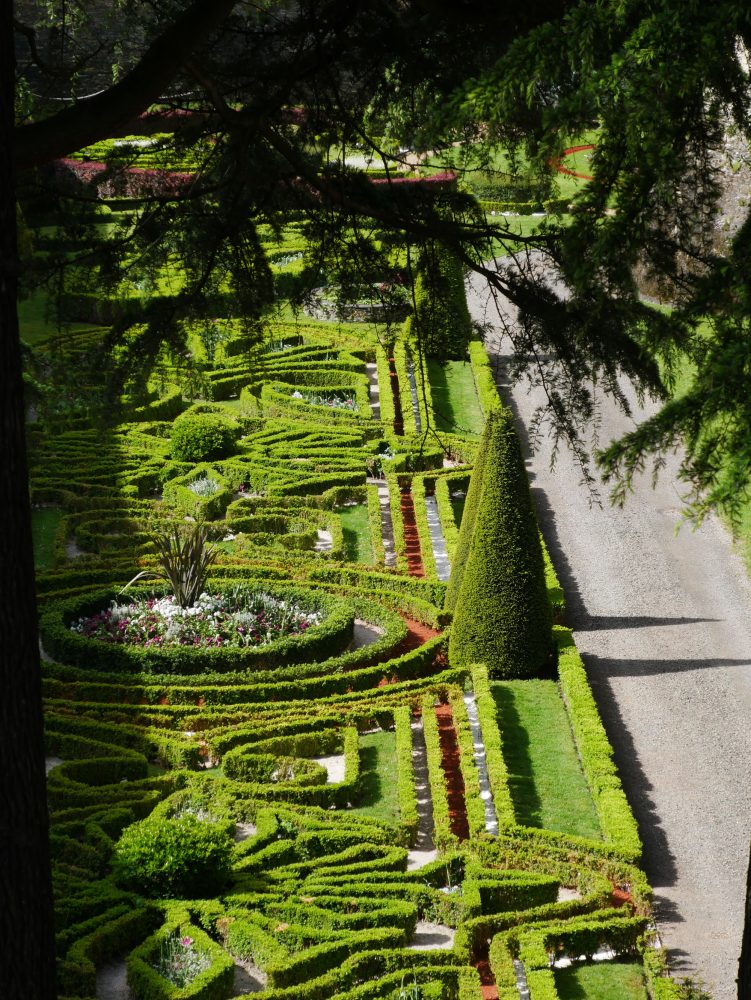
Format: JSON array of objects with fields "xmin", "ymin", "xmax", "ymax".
[{"xmin": 14, "ymin": 0, "xmax": 238, "ymax": 169}]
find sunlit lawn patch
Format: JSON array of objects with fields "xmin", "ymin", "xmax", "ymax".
[
  {"xmin": 349, "ymin": 730, "xmax": 400, "ymax": 825},
  {"xmin": 339, "ymin": 503, "xmax": 374, "ymax": 564},
  {"xmin": 555, "ymin": 960, "xmax": 648, "ymax": 1000},
  {"xmin": 426, "ymin": 360, "xmax": 484, "ymax": 436},
  {"xmin": 492, "ymin": 680, "xmax": 601, "ymax": 839}
]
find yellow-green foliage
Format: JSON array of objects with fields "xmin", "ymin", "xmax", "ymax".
[{"xmin": 444, "ymin": 416, "xmax": 492, "ymax": 612}]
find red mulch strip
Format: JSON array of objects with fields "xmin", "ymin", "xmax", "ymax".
[
  {"xmin": 434, "ymin": 702, "xmax": 470, "ymax": 840},
  {"xmin": 550, "ymin": 143, "xmax": 594, "ymax": 181},
  {"xmin": 392, "ymin": 615, "xmax": 441, "ymax": 656},
  {"xmin": 611, "ymin": 887, "xmax": 636, "ymax": 910},
  {"xmin": 399, "ymin": 488, "xmax": 425, "ymax": 577}
]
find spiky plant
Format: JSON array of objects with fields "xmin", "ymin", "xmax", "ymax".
[{"xmin": 121, "ymin": 523, "xmax": 218, "ymax": 608}]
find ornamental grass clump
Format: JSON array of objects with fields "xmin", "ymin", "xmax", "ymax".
[{"xmin": 122, "ymin": 522, "xmax": 217, "ymax": 609}]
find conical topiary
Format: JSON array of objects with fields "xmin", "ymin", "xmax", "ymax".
[
  {"xmin": 448, "ymin": 408, "xmax": 552, "ymax": 677},
  {"xmin": 444, "ymin": 409, "xmax": 494, "ymax": 612}
]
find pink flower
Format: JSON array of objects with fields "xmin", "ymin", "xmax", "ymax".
[{"xmin": 181, "ymin": 936, "xmax": 193, "ymax": 948}]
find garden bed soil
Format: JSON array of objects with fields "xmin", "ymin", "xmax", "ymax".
[
  {"xmin": 434, "ymin": 702, "xmax": 470, "ymax": 840},
  {"xmin": 399, "ymin": 488, "xmax": 425, "ymax": 577}
]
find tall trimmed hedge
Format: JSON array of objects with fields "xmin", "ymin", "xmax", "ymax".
[
  {"xmin": 404, "ymin": 242, "xmax": 473, "ymax": 360},
  {"xmin": 448, "ymin": 409, "xmax": 552, "ymax": 677}
]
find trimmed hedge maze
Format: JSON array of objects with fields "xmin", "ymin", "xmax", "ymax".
[{"xmin": 29, "ymin": 292, "xmax": 682, "ymax": 998}]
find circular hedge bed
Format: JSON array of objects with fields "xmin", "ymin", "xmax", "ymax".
[{"xmin": 40, "ymin": 581, "xmax": 355, "ymax": 675}]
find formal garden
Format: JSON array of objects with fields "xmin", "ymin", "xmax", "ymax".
[{"xmin": 14, "ymin": 122, "xmax": 700, "ymax": 1000}]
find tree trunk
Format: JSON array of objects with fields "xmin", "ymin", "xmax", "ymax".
[
  {"xmin": 0, "ymin": 3, "xmax": 57, "ymax": 997},
  {"xmin": 740, "ymin": 839, "xmax": 751, "ymax": 999}
]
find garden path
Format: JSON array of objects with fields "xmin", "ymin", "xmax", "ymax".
[
  {"xmin": 466, "ymin": 259, "xmax": 751, "ymax": 1000},
  {"xmin": 424, "ymin": 494, "xmax": 451, "ymax": 582}
]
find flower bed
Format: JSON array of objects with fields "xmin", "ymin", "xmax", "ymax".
[
  {"xmin": 40, "ymin": 582, "xmax": 355, "ymax": 674},
  {"xmin": 292, "ymin": 389, "xmax": 359, "ymax": 412},
  {"xmin": 72, "ymin": 590, "xmax": 322, "ymax": 651}
]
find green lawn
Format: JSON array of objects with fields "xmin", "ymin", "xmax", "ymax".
[
  {"xmin": 427, "ymin": 359, "xmax": 484, "ymax": 436},
  {"xmin": 31, "ymin": 508, "xmax": 63, "ymax": 570},
  {"xmin": 450, "ymin": 495, "xmax": 466, "ymax": 529},
  {"xmin": 338, "ymin": 503, "xmax": 374, "ymax": 564},
  {"xmin": 555, "ymin": 961, "xmax": 648, "ymax": 1000},
  {"xmin": 17, "ymin": 289, "xmax": 101, "ymax": 346},
  {"xmin": 492, "ymin": 680, "xmax": 601, "ymax": 840},
  {"xmin": 350, "ymin": 730, "xmax": 400, "ymax": 825}
]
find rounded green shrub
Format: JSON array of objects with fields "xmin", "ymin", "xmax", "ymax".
[
  {"xmin": 170, "ymin": 411, "xmax": 239, "ymax": 462},
  {"xmin": 448, "ymin": 408, "xmax": 552, "ymax": 677},
  {"xmin": 113, "ymin": 815, "xmax": 233, "ymax": 898}
]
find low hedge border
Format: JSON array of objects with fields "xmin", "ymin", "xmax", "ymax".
[
  {"xmin": 470, "ymin": 665, "xmax": 517, "ymax": 829},
  {"xmin": 393, "ymin": 705, "xmax": 419, "ymax": 844},
  {"xmin": 448, "ymin": 689, "xmax": 490, "ymax": 840},
  {"xmin": 467, "ymin": 338, "xmax": 501, "ymax": 419},
  {"xmin": 410, "ymin": 475, "xmax": 439, "ymax": 581},
  {"xmin": 374, "ymin": 345, "xmax": 396, "ymax": 432},
  {"xmin": 217, "ymin": 726, "xmax": 360, "ymax": 809},
  {"xmin": 421, "ymin": 694, "xmax": 457, "ymax": 852},
  {"xmin": 489, "ymin": 909, "xmax": 649, "ymax": 1000},
  {"xmin": 57, "ymin": 904, "xmax": 161, "ymax": 998},
  {"xmin": 127, "ymin": 917, "xmax": 235, "ymax": 1000},
  {"xmin": 162, "ymin": 462, "xmax": 234, "ymax": 521},
  {"xmin": 43, "ymin": 632, "xmax": 448, "ymax": 707},
  {"xmin": 384, "ymin": 473, "xmax": 409, "ymax": 575},
  {"xmin": 43, "ymin": 595, "xmax": 408, "ymax": 691},
  {"xmin": 366, "ymin": 483, "xmax": 387, "ymax": 569},
  {"xmin": 434, "ymin": 475, "xmax": 466, "ymax": 563},
  {"xmin": 392, "ymin": 342, "xmax": 419, "ymax": 437},
  {"xmin": 555, "ymin": 626, "xmax": 642, "ymax": 861}
]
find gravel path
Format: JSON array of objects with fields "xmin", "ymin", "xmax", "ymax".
[{"xmin": 467, "ymin": 264, "xmax": 751, "ymax": 1000}]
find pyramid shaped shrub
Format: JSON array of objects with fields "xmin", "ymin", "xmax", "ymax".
[
  {"xmin": 448, "ymin": 408, "xmax": 552, "ymax": 677},
  {"xmin": 444, "ymin": 412, "xmax": 492, "ymax": 613}
]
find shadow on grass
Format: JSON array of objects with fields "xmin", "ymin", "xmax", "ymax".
[
  {"xmin": 450, "ymin": 496, "xmax": 465, "ymax": 529},
  {"xmin": 342, "ymin": 524, "xmax": 359, "ymax": 561},
  {"xmin": 492, "ymin": 685, "xmax": 544, "ymax": 828},
  {"xmin": 426, "ymin": 359, "xmax": 456, "ymax": 433},
  {"xmin": 355, "ymin": 745, "xmax": 382, "ymax": 807},
  {"xmin": 426, "ymin": 359, "xmax": 484, "ymax": 436}
]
